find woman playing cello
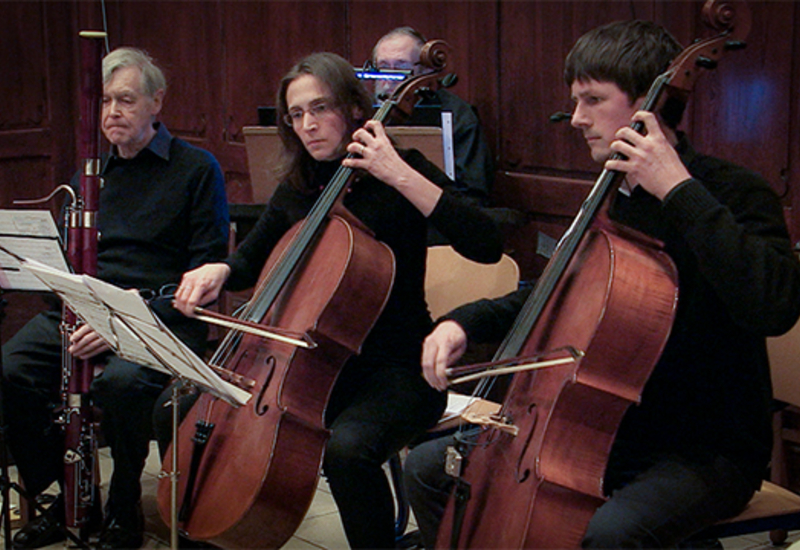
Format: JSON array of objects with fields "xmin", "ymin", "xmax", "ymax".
[
  {"xmin": 169, "ymin": 52, "xmax": 503, "ymax": 549},
  {"xmin": 406, "ymin": 19, "xmax": 800, "ymax": 549}
]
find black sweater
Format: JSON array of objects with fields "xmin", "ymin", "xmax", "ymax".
[
  {"xmin": 74, "ymin": 123, "xmax": 229, "ymax": 349},
  {"xmin": 446, "ymin": 136, "xmax": 800, "ymax": 488},
  {"xmin": 225, "ymin": 148, "xmax": 504, "ymax": 369}
]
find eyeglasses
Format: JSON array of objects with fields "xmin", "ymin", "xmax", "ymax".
[
  {"xmin": 138, "ymin": 283, "xmax": 178, "ymax": 303},
  {"xmin": 376, "ymin": 62, "xmax": 420, "ymax": 72},
  {"xmin": 283, "ymin": 99, "xmax": 336, "ymax": 127}
]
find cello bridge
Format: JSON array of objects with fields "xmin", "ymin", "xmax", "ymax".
[{"xmin": 461, "ymin": 411, "xmax": 519, "ymax": 437}]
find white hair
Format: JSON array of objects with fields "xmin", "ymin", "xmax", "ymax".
[{"xmin": 102, "ymin": 47, "xmax": 166, "ymax": 96}]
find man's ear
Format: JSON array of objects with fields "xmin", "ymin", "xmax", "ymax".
[{"xmin": 151, "ymin": 89, "xmax": 165, "ymax": 116}]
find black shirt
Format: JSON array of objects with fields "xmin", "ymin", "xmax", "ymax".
[
  {"xmin": 225, "ymin": 148, "xmax": 503, "ymax": 369},
  {"xmin": 446, "ymin": 136, "xmax": 800, "ymax": 488},
  {"xmin": 73, "ymin": 123, "xmax": 229, "ymax": 348}
]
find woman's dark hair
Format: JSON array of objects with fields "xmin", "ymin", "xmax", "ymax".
[
  {"xmin": 564, "ymin": 20, "xmax": 685, "ymax": 128},
  {"xmin": 275, "ymin": 52, "xmax": 373, "ymax": 191}
]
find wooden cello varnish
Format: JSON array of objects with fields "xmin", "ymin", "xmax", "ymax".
[
  {"xmin": 436, "ymin": 2, "xmax": 750, "ymax": 547},
  {"xmin": 156, "ymin": 41, "xmax": 454, "ymax": 548}
]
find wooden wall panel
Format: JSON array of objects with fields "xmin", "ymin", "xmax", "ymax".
[
  {"xmin": 2, "ymin": 0, "xmax": 799, "ymax": 264},
  {"xmin": 349, "ymin": 1, "xmax": 499, "ymax": 152},
  {"xmin": 498, "ymin": 1, "xmax": 643, "ymax": 177},
  {"xmin": 688, "ymin": 1, "xmax": 793, "ymax": 198},
  {"xmin": 2, "ymin": 3, "xmax": 47, "ymax": 132},
  {"xmin": 223, "ymin": 2, "xmax": 349, "ymax": 141},
  {"xmin": 0, "ymin": 1, "xmax": 76, "ymax": 209},
  {"xmin": 0, "ymin": 159, "xmax": 50, "ymax": 206},
  {"xmin": 101, "ymin": 1, "xmax": 222, "ymax": 143},
  {"xmin": 789, "ymin": 2, "xmax": 800, "ymax": 249},
  {"xmin": 221, "ymin": 2, "xmax": 348, "ymax": 202}
]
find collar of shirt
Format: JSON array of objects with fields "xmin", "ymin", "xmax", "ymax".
[{"xmin": 105, "ymin": 122, "xmax": 173, "ymax": 171}]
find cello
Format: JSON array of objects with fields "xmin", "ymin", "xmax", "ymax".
[
  {"xmin": 436, "ymin": 2, "xmax": 750, "ymax": 548},
  {"xmin": 156, "ymin": 41, "xmax": 454, "ymax": 549}
]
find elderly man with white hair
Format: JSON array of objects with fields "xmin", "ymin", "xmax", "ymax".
[{"xmin": 2, "ymin": 46, "xmax": 229, "ymax": 549}]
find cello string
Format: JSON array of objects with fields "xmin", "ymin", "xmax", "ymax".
[
  {"xmin": 206, "ymin": 98, "xmax": 396, "ymax": 374},
  {"xmin": 457, "ymin": 76, "xmax": 672, "ymax": 441}
]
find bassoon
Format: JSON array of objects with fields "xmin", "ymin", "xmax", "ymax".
[{"xmin": 61, "ymin": 29, "xmax": 106, "ymax": 531}]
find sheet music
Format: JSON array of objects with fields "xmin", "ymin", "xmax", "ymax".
[
  {"xmin": 0, "ymin": 209, "xmax": 60, "ymax": 238},
  {"xmin": 0, "ymin": 210, "xmax": 69, "ymax": 291},
  {"xmin": 21, "ymin": 258, "xmax": 250, "ymax": 407},
  {"xmin": 84, "ymin": 277, "xmax": 240, "ymax": 397}
]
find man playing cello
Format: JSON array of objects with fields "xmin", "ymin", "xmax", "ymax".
[{"xmin": 405, "ymin": 19, "xmax": 800, "ymax": 548}]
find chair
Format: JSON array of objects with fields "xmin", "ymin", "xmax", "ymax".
[
  {"xmin": 694, "ymin": 481, "xmax": 800, "ymax": 544},
  {"xmin": 424, "ymin": 245, "xmax": 520, "ymax": 320},
  {"xmin": 689, "ymin": 317, "xmax": 800, "ymax": 545},
  {"xmin": 392, "ymin": 246, "xmax": 520, "ymax": 539}
]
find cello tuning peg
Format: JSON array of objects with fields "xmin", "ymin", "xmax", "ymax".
[
  {"xmin": 439, "ymin": 73, "xmax": 458, "ymax": 88},
  {"xmin": 549, "ymin": 112, "xmax": 572, "ymax": 123},
  {"xmin": 695, "ymin": 56, "xmax": 718, "ymax": 69},
  {"xmin": 725, "ymin": 40, "xmax": 747, "ymax": 51},
  {"xmin": 415, "ymin": 88, "xmax": 437, "ymax": 102}
]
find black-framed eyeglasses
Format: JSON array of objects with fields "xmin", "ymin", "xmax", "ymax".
[{"xmin": 139, "ymin": 283, "xmax": 178, "ymax": 303}]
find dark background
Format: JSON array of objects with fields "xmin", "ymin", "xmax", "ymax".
[{"xmin": 1, "ymin": 0, "xmax": 796, "ymax": 331}]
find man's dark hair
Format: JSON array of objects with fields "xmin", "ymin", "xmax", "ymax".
[{"xmin": 564, "ymin": 20, "xmax": 685, "ymax": 128}]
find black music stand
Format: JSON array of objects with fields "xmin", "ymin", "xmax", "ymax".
[
  {"xmin": 15, "ymin": 256, "xmax": 251, "ymax": 550},
  {"xmin": 0, "ymin": 292, "xmax": 23, "ymax": 546}
]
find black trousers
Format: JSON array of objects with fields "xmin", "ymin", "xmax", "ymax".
[
  {"xmin": 322, "ymin": 361, "xmax": 446, "ymax": 549},
  {"xmin": 404, "ymin": 432, "xmax": 757, "ymax": 549},
  {"xmin": 1, "ymin": 310, "xmax": 189, "ymax": 528}
]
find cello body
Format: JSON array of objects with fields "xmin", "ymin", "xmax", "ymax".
[
  {"xmin": 436, "ymin": 3, "xmax": 751, "ymax": 545},
  {"xmin": 156, "ymin": 40, "xmax": 460, "ymax": 548},
  {"xmin": 438, "ymin": 225, "xmax": 678, "ymax": 549},
  {"xmin": 157, "ymin": 216, "xmax": 394, "ymax": 548}
]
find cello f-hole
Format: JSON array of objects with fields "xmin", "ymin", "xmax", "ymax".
[
  {"xmin": 254, "ymin": 356, "xmax": 276, "ymax": 416},
  {"xmin": 514, "ymin": 404, "xmax": 538, "ymax": 483}
]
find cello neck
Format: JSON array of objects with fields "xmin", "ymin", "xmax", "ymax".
[
  {"xmin": 494, "ymin": 74, "xmax": 671, "ymax": 361},
  {"xmin": 239, "ymin": 47, "xmax": 450, "ymax": 325}
]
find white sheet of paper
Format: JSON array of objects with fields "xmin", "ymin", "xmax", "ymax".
[
  {"xmin": 0, "ymin": 210, "xmax": 69, "ymax": 291},
  {"xmin": 439, "ymin": 392, "xmax": 475, "ymax": 424},
  {"xmin": 21, "ymin": 258, "xmax": 250, "ymax": 406},
  {"xmin": 0, "ymin": 209, "xmax": 60, "ymax": 238}
]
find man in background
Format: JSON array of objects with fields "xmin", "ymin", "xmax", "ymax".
[{"xmin": 372, "ymin": 26, "xmax": 495, "ymax": 210}]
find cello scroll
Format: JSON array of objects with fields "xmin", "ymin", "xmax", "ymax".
[
  {"xmin": 383, "ymin": 39, "xmax": 454, "ymax": 120},
  {"xmin": 434, "ymin": 2, "xmax": 752, "ymax": 548},
  {"xmin": 659, "ymin": 0, "xmax": 750, "ymax": 99}
]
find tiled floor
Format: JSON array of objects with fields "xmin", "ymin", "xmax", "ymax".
[
  {"xmin": 3, "ymin": 445, "xmax": 800, "ymax": 549},
  {"xmin": 3, "ymin": 443, "xmax": 374, "ymax": 550}
]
